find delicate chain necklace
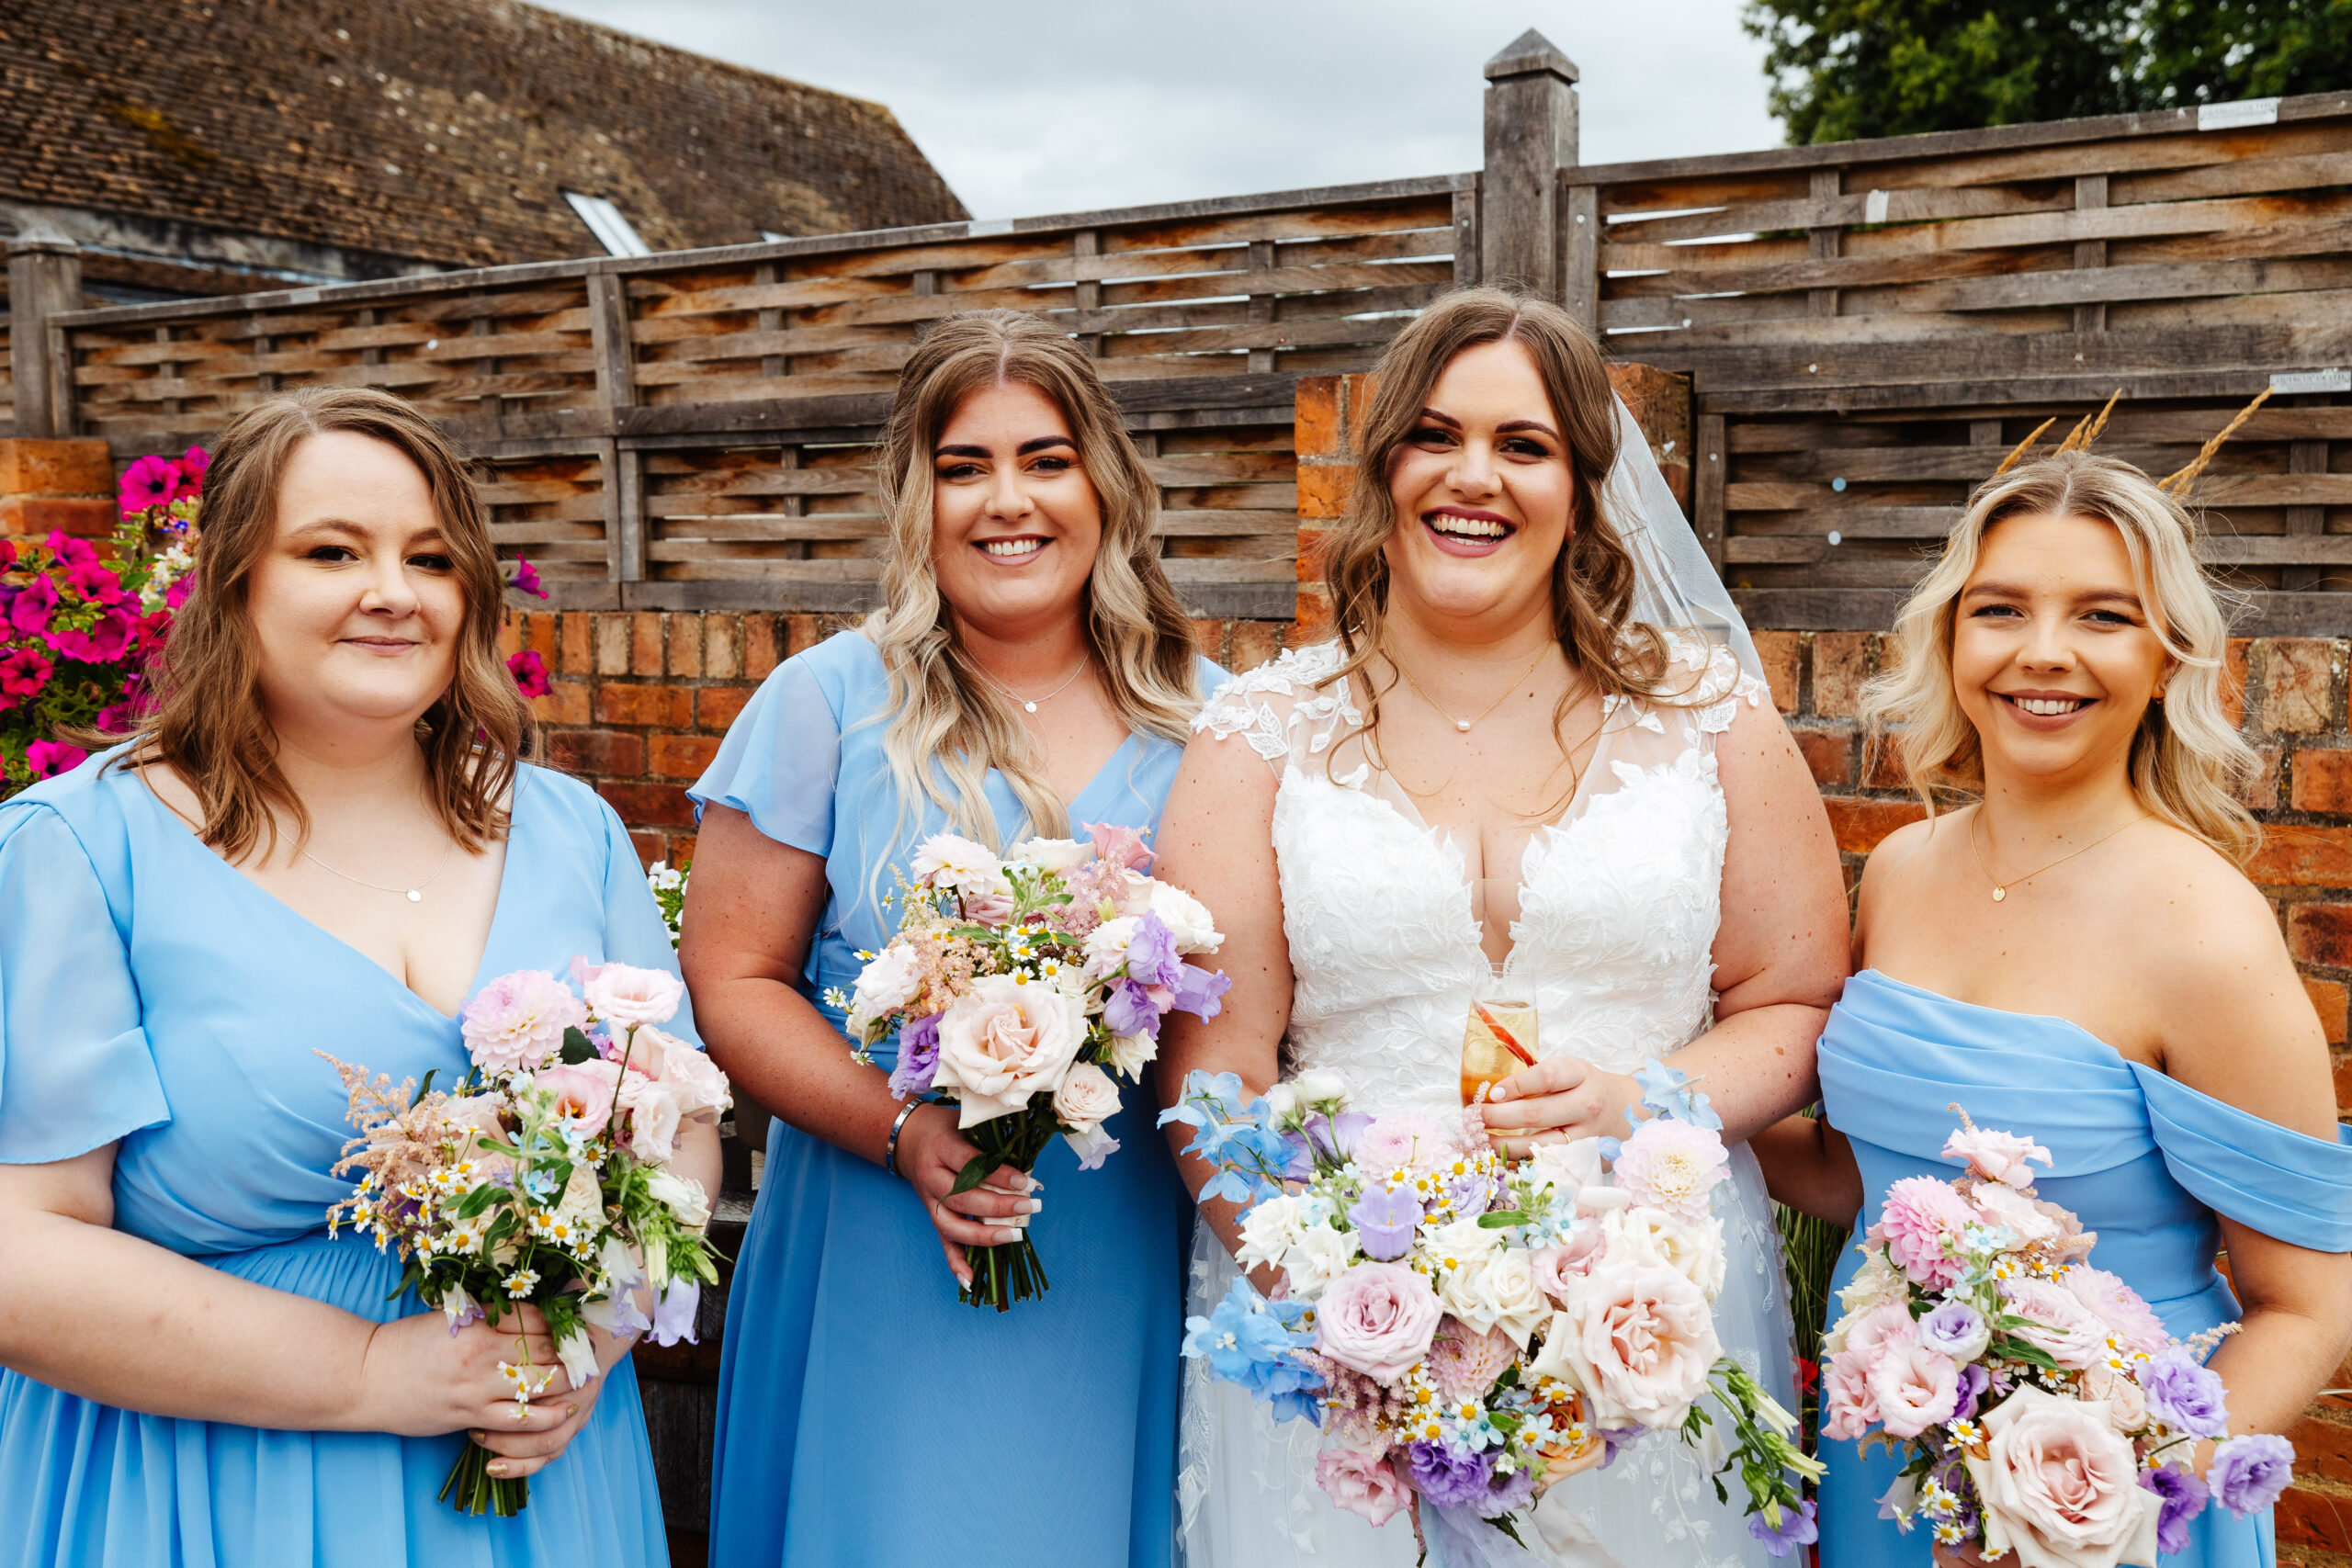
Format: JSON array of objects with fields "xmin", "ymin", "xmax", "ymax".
[
  {"xmin": 300, "ymin": 839, "xmax": 456, "ymax": 903},
  {"xmin": 978, "ymin": 654, "xmax": 1090, "ymax": 716},
  {"xmin": 1386, "ymin": 642, "xmax": 1551, "ymax": 733},
  {"xmin": 1968, "ymin": 807, "xmax": 2148, "ymax": 903}
]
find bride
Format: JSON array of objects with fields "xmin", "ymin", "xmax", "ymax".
[{"xmin": 1153, "ymin": 288, "xmax": 1849, "ymax": 1567}]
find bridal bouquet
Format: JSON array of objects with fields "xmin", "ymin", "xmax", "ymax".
[
  {"xmin": 324, "ymin": 959, "xmax": 731, "ymax": 1517},
  {"xmin": 1165, "ymin": 1066, "xmax": 1821, "ymax": 1558},
  {"xmin": 1821, "ymin": 1114, "xmax": 2297, "ymax": 1566},
  {"xmin": 831, "ymin": 823, "xmax": 1229, "ymax": 1311}
]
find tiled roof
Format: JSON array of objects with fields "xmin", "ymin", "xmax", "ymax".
[{"xmin": 0, "ymin": 0, "xmax": 968, "ymax": 270}]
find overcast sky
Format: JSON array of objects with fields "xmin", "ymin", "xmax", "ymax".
[{"xmin": 534, "ymin": 0, "xmax": 1786, "ymax": 220}]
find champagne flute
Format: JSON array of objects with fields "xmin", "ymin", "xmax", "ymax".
[{"xmin": 1461, "ymin": 997, "xmax": 1539, "ymax": 1108}]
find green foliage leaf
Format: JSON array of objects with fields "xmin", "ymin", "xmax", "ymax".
[
  {"xmin": 560, "ymin": 1027, "xmax": 597, "ymax": 1065},
  {"xmin": 947, "ymin": 1152, "xmax": 994, "ymax": 1197},
  {"xmin": 1476, "ymin": 1209, "xmax": 1528, "ymax": 1229}
]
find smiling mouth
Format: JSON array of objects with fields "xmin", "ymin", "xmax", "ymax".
[
  {"xmin": 978, "ymin": 536, "xmax": 1046, "ymax": 560},
  {"xmin": 1997, "ymin": 693, "xmax": 2091, "ymax": 716},
  {"xmin": 1422, "ymin": 510, "xmax": 1515, "ymax": 542}
]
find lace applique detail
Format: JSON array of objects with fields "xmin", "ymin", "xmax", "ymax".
[{"xmin": 1193, "ymin": 642, "xmax": 1359, "ymax": 775}]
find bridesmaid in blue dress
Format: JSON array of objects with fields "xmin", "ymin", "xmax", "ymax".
[
  {"xmin": 684, "ymin": 310, "xmax": 1223, "ymax": 1566},
  {"xmin": 1759, "ymin": 451, "xmax": 2352, "ymax": 1567},
  {"xmin": 0, "ymin": 388, "xmax": 716, "ymax": 1564}
]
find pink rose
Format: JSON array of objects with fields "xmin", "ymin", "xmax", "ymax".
[
  {"xmin": 1841, "ymin": 1300, "xmax": 1918, "ymax": 1371},
  {"xmin": 1820, "ymin": 1353, "xmax": 1881, "ymax": 1441},
  {"xmin": 537, "ymin": 1062, "xmax": 622, "ymax": 1137},
  {"xmin": 1878, "ymin": 1175, "xmax": 1978, "ymax": 1290},
  {"xmin": 461, "ymin": 969, "xmax": 588, "ymax": 1074},
  {"xmin": 437, "ymin": 1092, "xmax": 511, "ymax": 1151},
  {"xmin": 1972, "ymin": 1181, "xmax": 2063, "ymax": 1247},
  {"xmin": 1082, "ymin": 820, "xmax": 1155, "ymax": 873},
  {"xmin": 1353, "ymin": 1112, "xmax": 1452, "ymax": 1176},
  {"xmin": 578, "ymin": 961, "xmax": 684, "ymax": 1030},
  {"xmin": 1999, "ymin": 1278, "xmax": 2111, "ymax": 1371},
  {"xmin": 1868, "ymin": 1339, "xmax": 1961, "ymax": 1438},
  {"xmin": 619, "ymin": 1075, "xmax": 684, "ymax": 1162},
  {"xmin": 1315, "ymin": 1443, "xmax": 1408, "ymax": 1527},
  {"xmin": 2078, "ymin": 1361, "xmax": 2150, "ymax": 1432},
  {"xmin": 2063, "ymin": 1267, "xmax": 2166, "ymax": 1358},
  {"xmin": 650, "ymin": 1032, "xmax": 732, "ymax": 1121},
  {"xmin": 1532, "ymin": 1228, "xmax": 1607, "ymax": 1303},
  {"xmin": 931, "ymin": 975, "xmax": 1086, "ymax": 1127},
  {"xmin": 1050, "ymin": 1061, "xmax": 1122, "ymax": 1134},
  {"xmin": 1962, "ymin": 1385, "xmax": 2160, "ymax": 1568},
  {"xmin": 1943, "ymin": 1126, "xmax": 2053, "ymax": 1190},
  {"xmin": 1537, "ymin": 1262, "xmax": 1720, "ymax": 1430},
  {"xmin": 1609, "ymin": 1117, "xmax": 1730, "ymax": 1217},
  {"xmin": 1316, "ymin": 1261, "xmax": 1443, "ymax": 1385}
]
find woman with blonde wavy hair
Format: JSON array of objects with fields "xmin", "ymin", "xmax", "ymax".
[
  {"xmin": 1155, "ymin": 287, "xmax": 1849, "ymax": 1566},
  {"xmin": 683, "ymin": 309, "xmax": 1219, "ymax": 1565},
  {"xmin": 1760, "ymin": 450, "xmax": 2352, "ymax": 1567},
  {"xmin": 0, "ymin": 387, "xmax": 714, "ymax": 1564}
]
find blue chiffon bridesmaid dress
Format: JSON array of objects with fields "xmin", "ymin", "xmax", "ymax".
[
  {"xmin": 0, "ymin": 751, "xmax": 693, "ymax": 1567},
  {"xmin": 693, "ymin": 629, "xmax": 1221, "ymax": 1567},
  {"xmin": 1815, "ymin": 968, "xmax": 2352, "ymax": 1567}
]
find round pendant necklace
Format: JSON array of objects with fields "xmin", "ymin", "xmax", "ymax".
[
  {"xmin": 1969, "ymin": 807, "xmax": 2147, "ymax": 903},
  {"xmin": 300, "ymin": 839, "xmax": 456, "ymax": 903},
  {"xmin": 1388, "ymin": 642, "xmax": 1551, "ymax": 733},
  {"xmin": 979, "ymin": 654, "xmax": 1090, "ymax": 715}
]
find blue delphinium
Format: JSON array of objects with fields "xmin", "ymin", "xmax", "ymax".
[
  {"xmin": 1180, "ymin": 1277, "xmax": 1323, "ymax": 1425},
  {"xmin": 1634, "ymin": 1056, "xmax": 1721, "ymax": 1130},
  {"xmin": 1159, "ymin": 1070, "xmax": 1292, "ymax": 1205}
]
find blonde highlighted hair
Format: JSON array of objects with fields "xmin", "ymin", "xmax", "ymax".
[
  {"xmin": 119, "ymin": 387, "xmax": 534, "ymax": 860},
  {"xmin": 1863, "ymin": 449, "xmax": 2259, "ymax": 861},
  {"xmin": 862, "ymin": 310, "xmax": 1201, "ymax": 847}
]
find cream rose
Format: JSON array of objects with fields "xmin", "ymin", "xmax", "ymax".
[
  {"xmin": 1050, "ymin": 1061, "xmax": 1122, "ymax": 1134},
  {"xmin": 1146, "ymin": 881, "xmax": 1222, "ymax": 953},
  {"xmin": 1442, "ymin": 1246, "xmax": 1552, "ymax": 1348},
  {"xmin": 1283, "ymin": 1224, "xmax": 1360, "ymax": 1302},
  {"xmin": 1999, "ymin": 1278, "xmax": 2111, "ymax": 1371},
  {"xmin": 1962, "ymin": 1385, "xmax": 2160, "ymax": 1568},
  {"xmin": 1544, "ymin": 1261, "xmax": 1720, "ymax": 1429},
  {"xmin": 931, "ymin": 975, "xmax": 1087, "ymax": 1127},
  {"xmin": 1009, "ymin": 836, "xmax": 1095, "ymax": 874},
  {"xmin": 1600, "ymin": 1206, "xmax": 1727, "ymax": 1303},
  {"xmin": 649, "ymin": 1032, "xmax": 731, "ymax": 1121},
  {"xmin": 581, "ymin": 962, "xmax": 685, "ymax": 1030},
  {"xmin": 1236, "ymin": 1194, "xmax": 1309, "ymax": 1272},
  {"xmin": 1529, "ymin": 1136, "xmax": 1607, "ymax": 1206},
  {"xmin": 850, "ymin": 942, "xmax": 922, "ymax": 1017},
  {"xmin": 619, "ymin": 1076, "xmax": 684, "ymax": 1163}
]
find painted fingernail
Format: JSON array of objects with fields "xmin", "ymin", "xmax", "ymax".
[
  {"xmin": 566, "ymin": 1404, "xmax": 579, "ymax": 1416},
  {"xmin": 488, "ymin": 1461, "xmax": 508, "ymax": 1476},
  {"xmin": 996, "ymin": 1227, "xmax": 1023, "ymax": 1243},
  {"xmin": 1023, "ymin": 1199, "xmax": 1043, "ymax": 1214},
  {"xmin": 1016, "ymin": 1173, "xmax": 1038, "ymax": 1191}
]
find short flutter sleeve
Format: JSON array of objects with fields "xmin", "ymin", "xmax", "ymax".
[
  {"xmin": 0, "ymin": 803, "xmax": 169, "ymax": 1164},
  {"xmin": 2130, "ymin": 1061, "xmax": 2352, "ymax": 1252},
  {"xmin": 687, "ymin": 655, "xmax": 840, "ymax": 857}
]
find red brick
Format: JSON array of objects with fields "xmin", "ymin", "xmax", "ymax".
[
  {"xmin": 2290, "ymin": 903, "xmax": 2352, "ymax": 967},
  {"xmin": 2291, "ymin": 1414, "xmax": 2352, "ymax": 1486},
  {"xmin": 2251, "ymin": 829, "xmax": 2352, "ymax": 888},
  {"xmin": 743, "ymin": 615, "xmax": 781, "ymax": 677},
  {"xmin": 2276, "ymin": 1483, "xmax": 2352, "ymax": 1554},
  {"xmin": 1295, "ymin": 376, "xmax": 1346, "ymax": 460},
  {"xmin": 534, "ymin": 680, "xmax": 591, "ymax": 726},
  {"xmin": 784, "ymin": 613, "xmax": 828, "ymax": 659},
  {"xmin": 1753, "ymin": 630, "xmax": 1800, "ymax": 714},
  {"xmin": 629, "ymin": 612, "xmax": 665, "ymax": 676},
  {"xmin": 2296, "ymin": 750, "xmax": 2352, "ymax": 814},
  {"xmin": 2222, "ymin": 638, "xmax": 2252, "ymax": 729},
  {"xmin": 663, "ymin": 831, "xmax": 698, "ymax": 869},
  {"xmin": 667, "ymin": 614, "xmax": 703, "ymax": 677},
  {"xmin": 1344, "ymin": 373, "xmax": 1377, "ymax": 449},
  {"xmin": 1863, "ymin": 732, "xmax": 1909, "ymax": 791},
  {"xmin": 1795, "ymin": 728, "xmax": 1852, "ymax": 788},
  {"xmin": 650, "ymin": 734, "xmax": 722, "ymax": 778},
  {"xmin": 705, "ymin": 614, "xmax": 741, "ymax": 680},
  {"xmin": 0, "ymin": 438, "xmax": 112, "ymax": 495},
  {"xmin": 1229, "ymin": 620, "xmax": 1284, "ymax": 673},
  {"xmin": 1295, "ymin": 583, "xmax": 1333, "ymax": 640},
  {"xmin": 2307, "ymin": 979, "xmax": 2349, "ymax": 1046},
  {"xmin": 2237, "ymin": 743, "xmax": 2283, "ymax": 811},
  {"xmin": 1823, "ymin": 796, "xmax": 1928, "ymax": 856},
  {"xmin": 697, "ymin": 685, "xmax": 752, "ymax": 732},
  {"xmin": 560, "ymin": 612, "xmax": 594, "ymax": 676},
  {"xmin": 0, "ymin": 496, "xmax": 116, "ymax": 536},
  {"xmin": 599, "ymin": 780, "xmax": 695, "ymax": 828},
  {"xmin": 1189, "ymin": 618, "xmax": 1227, "ymax": 661},
  {"xmin": 2265, "ymin": 639, "xmax": 2338, "ymax": 735},
  {"xmin": 1295, "ymin": 464, "xmax": 1351, "ymax": 523},
  {"xmin": 627, "ymin": 829, "xmax": 666, "ymax": 870},
  {"xmin": 526, "ymin": 612, "xmax": 558, "ymax": 664},
  {"xmin": 497, "ymin": 614, "xmax": 523, "ymax": 659},
  {"xmin": 548, "ymin": 729, "xmax": 643, "ymax": 776},
  {"xmin": 594, "ymin": 682, "xmax": 695, "ymax": 728},
  {"xmin": 1812, "ymin": 632, "xmax": 1872, "ymax": 719},
  {"xmin": 2336, "ymin": 1048, "xmax": 2352, "ymax": 1117},
  {"xmin": 594, "ymin": 614, "xmax": 631, "ymax": 676}
]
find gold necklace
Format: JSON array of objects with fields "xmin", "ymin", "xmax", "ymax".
[
  {"xmin": 1968, "ymin": 807, "xmax": 2148, "ymax": 903},
  {"xmin": 977, "ymin": 654, "xmax": 1089, "ymax": 715},
  {"xmin": 300, "ymin": 839, "xmax": 455, "ymax": 903},
  {"xmin": 1386, "ymin": 642, "xmax": 1551, "ymax": 734}
]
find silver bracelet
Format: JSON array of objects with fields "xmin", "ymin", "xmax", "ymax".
[{"xmin": 883, "ymin": 1100, "xmax": 921, "ymax": 1179}]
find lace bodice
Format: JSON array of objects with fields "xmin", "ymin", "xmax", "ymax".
[{"xmin": 1193, "ymin": 637, "xmax": 1765, "ymax": 1122}]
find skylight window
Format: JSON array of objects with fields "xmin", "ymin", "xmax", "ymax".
[{"xmin": 563, "ymin": 191, "xmax": 651, "ymax": 257}]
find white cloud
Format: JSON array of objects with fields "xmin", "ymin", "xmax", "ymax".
[{"xmin": 537, "ymin": 0, "xmax": 1782, "ymax": 220}]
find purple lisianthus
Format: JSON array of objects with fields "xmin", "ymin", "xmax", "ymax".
[
  {"xmin": 1305, "ymin": 1110, "xmax": 1374, "ymax": 1164},
  {"xmin": 1348, "ymin": 1183, "xmax": 1423, "ymax": 1261},
  {"xmin": 1483, "ymin": 1458, "xmax": 1535, "ymax": 1516},
  {"xmin": 2140, "ymin": 1464, "xmax": 2211, "ymax": 1554},
  {"xmin": 1123, "ymin": 911, "xmax": 1183, "ymax": 988},
  {"xmin": 1446, "ymin": 1168, "xmax": 1504, "ymax": 1215},
  {"xmin": 2210, "ymin": 1433, "xmax": 2295, "ymax": 1520},
  {"xmin": 1919, "ymin": 1300, "xmax": 1990, "ymax": 1361},
  {"xmin": 2139, "ymin": 1347, "xmax": 2231, "ymax": 1438},
  {"xmin": 1169, "ymin": 961, "xmax": 1231, "ymax": 1021},
  {"xmin": 1405, "ymin": 1440, "xmax": 1493, "ymax": 1509},
  {"xmin": 888, "ymin": 1012, "xmax": 942, "ymax": 1098},
  {"xmin": 1747, "ymin": 1498, "xmax": 1818, "ymax": 1559},
  {"xmin": 1103, "ymin": 979, "xmax": 1163, "ymax": 1039},
  {"xmin": 1951, "ymin": 1361, "xmax": 1991, "ymax": 1422},
  {"xmin": 1595, "ymin": 1426, "xmax": 1643, "ymax": 1472}
]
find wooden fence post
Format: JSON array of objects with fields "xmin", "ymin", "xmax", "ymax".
[
  {"xmin": 7, "ymin": 240, "xmax": 82, "ymax": 439},
  {"xmin": 1479, "ymin": 29, "xmax": 1579, "ymax": 301}
]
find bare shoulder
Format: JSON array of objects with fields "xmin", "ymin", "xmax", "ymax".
[
  {"xmin": 1855, "ymin": 811, "xmax": 1943, "ymax": 913},
  {"xmin": 2119, "ymin": 820, "xmax": 2286, "ymax": 978}
]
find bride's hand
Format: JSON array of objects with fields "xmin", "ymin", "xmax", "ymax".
[
  {"xmin": 1481, "ymin": 1056, "xmax": 1639, "ymax": 1156},
  {"xmin": 895, "ymin": 1104, "xmax": 1038, "ymax": 1291}
]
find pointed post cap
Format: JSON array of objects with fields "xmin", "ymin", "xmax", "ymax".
[{"xmin": 1485, "ymin": 28, "xmax": 1578, "ymax": 85}]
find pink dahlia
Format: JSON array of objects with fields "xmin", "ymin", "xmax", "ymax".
[
  {"xmin": 459, "ymin": 968, "xmax": 588, "ymax": 1074},
  {"xmin": 2064, "ymin": 1266, "xmax": 2168, "ymax": 1358},
  {"xmin": 1878, "ymin": 1175, "xmax": 1977, "ymax": 1290},
  {"xmin": 1611, "ymin": 1115, "xmax": 1731, "ymax": 1217}
]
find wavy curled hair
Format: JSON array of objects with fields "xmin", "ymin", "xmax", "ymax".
[
  {"xmin": 117, "ymin": 387, "xmax": 533, "ymax": 859},
  {"xmin": 1317, "ymin": 288, "xmax": 1687, "ymax": 779},
  {"xmin": 863, "ymin": 310, "xmax": 1202, "ymax": 847},
  {"xmin": 1862, "ymin": 450, "xmax": 2258, "ymax": 862}
]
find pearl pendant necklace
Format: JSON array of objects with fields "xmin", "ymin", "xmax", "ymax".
[
  {"xmin": 300, "ymin": 840, "xmax": 454, "ymax": 902},
  {"xmin": 981, "ymin": 655, "xmax": 1090, "ymax": 714}
]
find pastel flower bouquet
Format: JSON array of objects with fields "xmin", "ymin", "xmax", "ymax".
[
  {"xmin": 324, "ymin": 960, "xmax": 730, "ymax": 1517},
  {"xmin": 1821, "ymin": 1114, "xmax": 2296, "ymax": 1567},
  {"xmin": 1164, "ymin": 1065, "xmax": 1822, "ymax": 1561},
  {"xmin": 830, "ymin": 824, "xmax": 1230, "ymax": 1312}
]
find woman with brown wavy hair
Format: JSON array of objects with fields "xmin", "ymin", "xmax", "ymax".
[
  {"xmin": 0, "ymin": 387, "xmax": 715, "ymax": 1564},
  {"xmin": 1156, "ymin": 288, "xmax": 1849, "ymax": 1565}
]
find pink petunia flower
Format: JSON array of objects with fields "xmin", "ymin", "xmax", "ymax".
[
  {"xmin": 25, "ymin": 739, "xmax": 86, "ymax": 779},
  {"xmin": 119, "ymin": 456, "xmax": 182, "ymax": 515},
  {"xmin": 68, "ymin": 560, "xmax": 125, "ymax": 605},
  {"xmin": 507, "ymin": 649, "xmax": 550, "ymax": 699},
  {"xmin": 8, "ymin": 576, "xmax": 58, "ymax": 636},
  {"xmin": 0, "ymin": 647, "xmax": 52, "ymax": 699},
  {"xmin": 509, "ymin": 558, "xmax": 548, "ymax": 599},
  {"xmin": 47, "ymin": 607, "xmax": 137, "ymax": 664},
  {"xmin": 45, "ymin": 533, "xmax": 96, "ymax": 572},
  {"xmin": 178, "ymin": 446, "xmax": 209, "ymax": 491}
]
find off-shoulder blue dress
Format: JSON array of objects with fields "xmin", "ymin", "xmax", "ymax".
[
  {"xmin": 1816, "ymin": 968, "xmax": 2352, "ymax": 1567},
  {"xmin": 0, "ymin": 751, "xmax": 693, "ymax": 1567},
  {"xmin": 691, "ymin": 629, "xmax": 1221, "ymax": 1567}
]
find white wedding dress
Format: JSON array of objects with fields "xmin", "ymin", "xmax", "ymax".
[{"xmin": 1177, "ymin": 635, "xmax": 1799, "ymax": 1568}]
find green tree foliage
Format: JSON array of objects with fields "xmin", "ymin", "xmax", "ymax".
[{"xmin": 1745, "ymin": 0, "xmax": 2352, "ymax": 144}]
